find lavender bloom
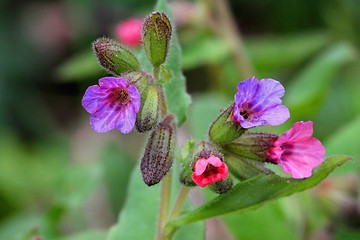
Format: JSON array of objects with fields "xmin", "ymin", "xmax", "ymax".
[
  {"xmin": 232, "ymin": 77, "xmax": 290, "ymax": 128},
  {"xmin": 82, "ymin": 77, "xmax": 140, "ymax": 133}
]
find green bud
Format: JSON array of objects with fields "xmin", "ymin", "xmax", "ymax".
[
  {"xmin": 135, "ymin": 85, "xmax": 160, "ymax": 133},
  {"xmin": 209, "ymin": 177, "xmax": 233, "ymax": 194},
  {"xmin": 121, "ymin": 70, "xmax": 153, "ymax": 95},
  {"xmin": 221, "ymin": 132, "xmax": 277, "ymax": 161},
  {"xmin": 209, "ymin": 104, "xmax": 245, "ymax": 144},
  {"xmin": 141, "ymin": 115, "xmax": 176, "ymax": 186},
  {"xmin": 93, "ymin": 37, "xmax": 140, "ymax": 75},
  {"xmin": 225, "ymin": 153, "xmax": 273, "ymax": 180},
  {"xmin": 143, "ymin": 12, "xmax": 172, "ymax": 67},
  {"xmin": 179, "ymin": 165, "xmax": 197, "ymax": 187}
]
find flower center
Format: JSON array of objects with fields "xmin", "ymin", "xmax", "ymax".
[
  {"xmin": 112, "ymin": 87, "xmax": 131, "ymax": 105},
  {"xmin": 240, "ymin": 110, "xmax": 251, "ymax": 119},
  {"xmin": 202, "ymin": 164, "xmax": 219, "ymax": 178}
]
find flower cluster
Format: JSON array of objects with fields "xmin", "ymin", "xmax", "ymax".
[{"xmin": 81, "ymin": 11, "xmax": 326, "ymax": 192}]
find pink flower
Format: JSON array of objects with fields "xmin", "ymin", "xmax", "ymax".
[
  {"xmin": 265, "ymin": 121, "xmax": 325, "ymax": 179},
  {"xmin": 115, "ymin": 18, "xmax": 142, "ymax": 47},
  {"xmin": 192, "ymin": 155, "xmax": 228, "ymax": 187}
]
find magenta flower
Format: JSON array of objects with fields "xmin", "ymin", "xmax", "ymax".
[
  {"xmin": 265, "ymin": 121, "xmax": 326, "ymax": 179},
  {"xmin": 82, "ymin": 77, "xmax": 140, "ymax": 133},
  {"xmin": 115, "ymin": 18, "xmax": 143, "ymax": 47},
  {"xmin": 192, "ymin": 155, "xmax": 228, "ymax": 187},
  {"xmin": 232, "ymin": 77, "xmax": 290, "ymax": 129}
]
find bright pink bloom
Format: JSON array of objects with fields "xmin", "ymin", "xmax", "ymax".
[
  {"xmin": 115, "ymin": 18, "xmax": 142, "ymax": 47},
  {"xmin": 192, "ymin": 155, "xmax": 228, "ymax": 187},
  {"xmin": 265, "ymin": 121, "xmax": 325, "ymax": 179}
]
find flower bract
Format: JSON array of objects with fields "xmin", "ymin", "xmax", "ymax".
[
  {"xmin": 265, "ymin": 121, "xmax": 326, "ymax": 179},
  {"xmin": 232, "ymin": 76, "xmax": 290, "ymax": 128},
  {"xmin": 82, "ymin": 77, "xmax": 140, "ymax": 133},
  {"xmin": 192, "ymin": 155, "xmax": 228, "ymax": 187}
]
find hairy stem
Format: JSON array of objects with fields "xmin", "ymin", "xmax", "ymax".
[
  {"xmin": 156, "ymin": 171, "xmax": 173, "ymax": 240},
  {"xmin": 169, "ymin": 186, "xmax": 190, "ymax": 220}
]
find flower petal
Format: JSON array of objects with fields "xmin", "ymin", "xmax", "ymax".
[
  {"xmin": 257, "ymin": 105, "xmax": 290, "ymax": 126},
  {"xmin": 99, "ymin": 77, "xmax": 127, "ymax": 88},
  {"xmin": 248, "ymin": 78, "xmax": 285, "ymax": 113},
  {"xmin": 115, "ymin": 105, "xmax": 136, "ymax": 134},
  {"xmin": 128, "ymin": 85, "xmax": 141, "ymax": 112},
  {"xmin": 207, "ymin": 155, "xmax": 223, "ymax": 167},
  {"xmin": 278, "ymin": 121, "xmax": 313, "ymax": 143},
  {"xmin": 82, "ymin": 85, "xmax": 109, "ymax": 114},
  {"xmin": 194, "ymin": 158, "xmax": 208, "ymax": 175},
  {"xmin": 235, "ymin": 77, "xmax": 259, "ymax": 106},
  {"xmin": 90, "ymin": 102, "xmax": 122, "ymax": 132}
]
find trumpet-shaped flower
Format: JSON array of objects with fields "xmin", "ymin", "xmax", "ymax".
[
  {"xmin": 192, "ymin": 155, "xmax": 228, "ymax": 187},
  {"xmin": 232, "ymin": 77, "xmax": 290, "ymax": 129},
  {"xmin": 265, "ymin": 121, "xmax": 326, "ymax": 179},
  {"xmin": 82, "ymin": 77, "xmax": 140, "ymax": 133}
]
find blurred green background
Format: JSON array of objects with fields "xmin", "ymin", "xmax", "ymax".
[{"xmin": 0, "ymin": 0, "xmax": 359, "ymax": 239}]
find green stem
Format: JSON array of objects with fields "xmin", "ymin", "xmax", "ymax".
[
  {"xmin": 159, "ymin": 87, "xmax": 168, "ymax": 117},
  {"xmin": 169, "ymin": 186, "xmax": 190, "ymax": 220},
  {"xmin": 154, "ymin": 66, "xmax": 160, "ymax": 81},
  {"xmin": 156, "ymin": 171, "xmax": 173, "ymax": 240}
]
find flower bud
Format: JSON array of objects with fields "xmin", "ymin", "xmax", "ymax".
[
  {"xmin": 190, "ymin": 141, "xmax": 230, "ymax": 188},
  {"xmin": 140, "ymin": 115, "xmax": 176, "ymax": 186},
  {"xmin": 93, "ymin": 37, "xmax": 140, "ymax": 75},
  {"xmin": 225, "ymin": 154, "xmax": 273, "ymax": 180},
  {"xmin": 209, "ymin": 104, "xmax": 245, "ymax": 144},
  {"xmin": 221, "ymin": 132, "xmax": 277, "ymax": 162},
  {"xmin": 135, "ymin": 85, "xmax": 160, "ymax": 132},
  {"xmin": 209, "ymin": 177, "xmax": 233, "ymax": 194},
  {"xmin": 121, "ymin": 70, "xmax": 153, "ymax": 95},
  {"xmin": 179, "ymin": 165, "xmax": 197, "ymax": 187},
  {"xmin": 142, "ymin": 12, "xmax": 172, "ymax": 67}
]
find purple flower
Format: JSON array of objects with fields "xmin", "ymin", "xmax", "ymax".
[
  {"xmin": 232, "ymin": 77, "xmax": 290, "ymax": 128},
  {"xmin": 82, "ymin": 77, "xmax": 140, "ymax": 133},
  {"xmin": 265, "ymin": 121, "xmax": 325, "ymax": 179}
]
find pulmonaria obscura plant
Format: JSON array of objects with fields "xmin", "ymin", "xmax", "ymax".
[{"xmin": 81, "ymin": 0, "xmax": 352, "ymax": 239}]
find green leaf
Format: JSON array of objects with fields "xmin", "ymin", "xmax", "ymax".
[
  {"xmin": 166, "ymin": 155, "xmax": 351, "ymax": 228},
  {"xmin": 285, "ymin": 42, "xmax": 356, "ymax": 117},
  {"xmin": 138, "ymin": 0, "xmax": 191, "ymax": 126}
]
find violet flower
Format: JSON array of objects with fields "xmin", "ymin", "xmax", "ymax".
[
  {"xmin": 232, "ymin": 77, "xmax": 290, "ymax": 128},
  {"xmin": 82, "ymin": 77, "xmax": 140, "ymax": 133},
  {"xmin": 192, "ymin": 155, "xmax": 228, "ymax": 187},
  {"xmin": 265, "ymin": 121, "xmax": 326, "ymax": 179}
]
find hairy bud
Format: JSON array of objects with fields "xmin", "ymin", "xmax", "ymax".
[
  {"xmin": 136, "ymin": 85, "xmax": 160, "ymax": 132},
  {"xmin": 221, "ymin": 132, "xmax": 277, "ymax": 161},
  {"xmin": 143, "ymin": 12, "xmax": 172, "ymax": 67},
  {"xmin": 141, "ymin": 115, "xmax": 176, "ymax": 186},
  {"xmin": 93, "ymin": 37, "xmax": 140, "ymax": 75},
  {"xmin": 209, "ymin": 104, "xmax": 245, "ymax": 144},
  {"xmin": 209, "ymin": 177, "xmax": 233, "ymax": 194}
]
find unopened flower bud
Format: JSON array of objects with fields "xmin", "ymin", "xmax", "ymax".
[
  {"xmin": 221, "ymin": 132, "xmax": 277, "ymax": 161},
  {"xmin": 121, "ymin": 70, "xmax": 153, "ymax": 95},
  {"xmin": 179, "ymin": 165, "xmax": 197, "ymax": 187},
  {"xmin": 93, "ymin": 37, "xmax": 140, "ymax": 75},
  {"xmin": 141, "ymin": 115, "xmax": 176, "ymax": 186},
  {"xmin": 209, "ymin": 177, "xmax": 233, "ymax": 194},
  {"xmin": 209, "ymin": 104, "xmax": 245, "ymax": 144},
  {"xmin": 143, "ymin": 12, "xmax": 172, "ymax": 67},
  {"xmin": 135, "ymin": 85, "xmax": 160, "ymax": 132}
]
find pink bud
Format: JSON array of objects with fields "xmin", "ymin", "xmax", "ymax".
[
  {"xmin": 192, "ymin": 155, "xmax": 228, "ymax": 187},
  {"xmin": 115, "ymin": 18, "xmax": 142, "ymax": 47}
]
